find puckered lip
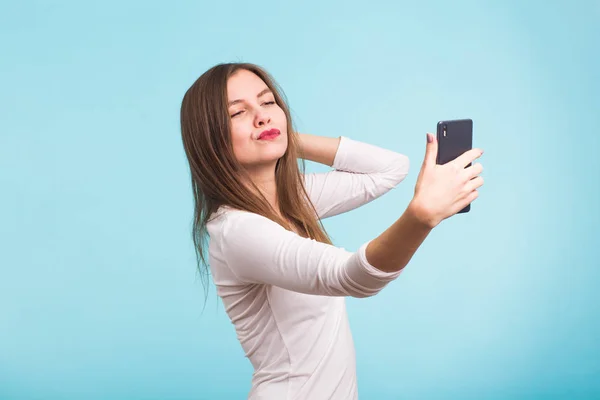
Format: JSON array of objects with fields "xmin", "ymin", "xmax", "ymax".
[{"xmin": 258, "ymin": 128, "xmax": 280, "ymax": 140}]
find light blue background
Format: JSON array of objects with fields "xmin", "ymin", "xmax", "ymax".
[{"xmin": 1, "ymin": 0, "xmax": 599, "ymax": 399}]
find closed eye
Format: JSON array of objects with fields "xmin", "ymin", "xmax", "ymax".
[{"xmin": 230, "ymin": 101, "xmax": 274, "ymax": 118}]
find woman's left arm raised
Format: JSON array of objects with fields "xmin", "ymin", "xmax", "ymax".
[{"xmin": 296, "ymin": 132, "xmax": 410, "ymax": 219}]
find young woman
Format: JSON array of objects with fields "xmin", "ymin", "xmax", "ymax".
[{"xmin": 180, "ymin": 63, "xmax": 484, "ymax": 399}]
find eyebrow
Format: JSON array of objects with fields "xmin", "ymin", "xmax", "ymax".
[{"xmin": 228, "ymin": 88, "xmax": 272, "ymax": 106}]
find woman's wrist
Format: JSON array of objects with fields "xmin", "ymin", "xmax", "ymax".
[{"xmin": 406, "ymin": 197, "xmax": 439, "ymax": 230}]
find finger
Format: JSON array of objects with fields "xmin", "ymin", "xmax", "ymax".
[
  {"xmin": 463, "ymin": 162, "xmax": 484, "ymax": 180},
  {"xmin": 454, "ymin": 148, "xmax": 484, "ymax": 168},
  {"xmin": 459, "ymin": 189, "xmax": 479, "ymax": 211},
  {"xmin": 466, "ymin": 189, "xmax": 479, "ymax": 203},
  {"xmin": 450, "ymin": 189, "xmax": 479, "ymax": 216},
  {"xmin": 465, "ymin": 176, "xmax": 484, "ymax": 192},
  {"xmin": 423, "ymin": 133, "xmax": 438, "ymax": 168}
]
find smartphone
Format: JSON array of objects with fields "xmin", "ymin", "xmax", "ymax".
[{"xmin": 436, "ymin": 118, "xmax": 473, "ymax": 213}]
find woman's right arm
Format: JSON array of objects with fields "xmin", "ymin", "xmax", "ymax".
[
  {"xmin": 366, "ymin": 133, "xmax": 484, "ymax": 272},
  {"xmin": 216, "ymin": 133, "xmax": 484, "ymax": 297},
  {"xmin": 215, "ymin": 209, "xmax": 404, "ymax": 298}
]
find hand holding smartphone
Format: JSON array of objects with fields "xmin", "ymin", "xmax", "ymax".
[
  {"xmin": 436, "ymin": 119, "xmax": 474, "ymax": 214},
  {"xmin": 411, "ymin": 118, "xmax": 483, "ymax": 228}
]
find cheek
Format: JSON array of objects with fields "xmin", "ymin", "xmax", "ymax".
[
  {"xmin": 275, "ymin": 108, "xmax": 289, "ymax": 145},
  {"xmin": 230, "ymin": 122, "xmax": 245, "ymax": 144},
  {"xmin": 275, "ymin": 108, "xmax": 287, "ymax": 127},
  {"xmin": 230, "ymin": 122, "xmax": 250, "ymax": 159}
]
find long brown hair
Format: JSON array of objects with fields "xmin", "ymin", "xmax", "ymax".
[{"xmin": 180, "ymin": 63, "xmax": 333, "ymax": 298}]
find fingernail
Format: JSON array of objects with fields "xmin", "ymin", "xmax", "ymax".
[{"xmin": 427, "ymin": 133, "xmax": 433, "ymax": 143}]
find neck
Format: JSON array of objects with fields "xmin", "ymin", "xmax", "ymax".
[{"xmin": 245, "ymin": 165, "xmax": 280, "ymax": 216}]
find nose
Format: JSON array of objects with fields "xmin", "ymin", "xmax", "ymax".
[{"xmin": 254, "ymin": 108, "xmax": 271, "ymax": 127}]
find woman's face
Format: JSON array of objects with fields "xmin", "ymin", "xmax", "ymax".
[{"xmin": 226, "ymin": 69, "xmax": 288, "ymax": 171}]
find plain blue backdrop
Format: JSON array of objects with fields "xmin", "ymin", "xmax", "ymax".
[{"xmin": 1, "ymin": 0, "xmax": 599, "ymax": 399}]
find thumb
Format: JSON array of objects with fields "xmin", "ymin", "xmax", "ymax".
[{"xmin": 423, "ymin": 133, "xmax": 438, "ymax": 167}]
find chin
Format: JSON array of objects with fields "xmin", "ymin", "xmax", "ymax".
[
  {"xmin": 265, "ymin": 141, "xmax": 288, "ymax": 162},
  {"xmin": 240, "ymin": 144, "xmax": 288, "ymax": 170}
]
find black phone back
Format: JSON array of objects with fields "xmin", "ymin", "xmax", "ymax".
[{"xmin": 436, "ymin": 119, "xmax": 473, "ymax": 213}]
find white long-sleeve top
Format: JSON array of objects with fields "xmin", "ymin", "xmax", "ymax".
[{"xmin": 206, "ymin": 136, "xmax": 410, "ymax": 399}]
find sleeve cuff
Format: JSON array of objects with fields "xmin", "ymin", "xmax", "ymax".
[
  {"xmin": 331, "ymin": 136, "xmax": 351, "ymax": 171},
  {"xmin": 357, "ymin": 240, "xmax": 404, "ymax": 280}
]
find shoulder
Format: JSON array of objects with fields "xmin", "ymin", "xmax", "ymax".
[
  {"xmin": 207, "ymin": 207, "xmax": 298, "ymax": 275},
  {"xmin": 207, "ymin": 206, "xmax": 284, "ymax": 240}
]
